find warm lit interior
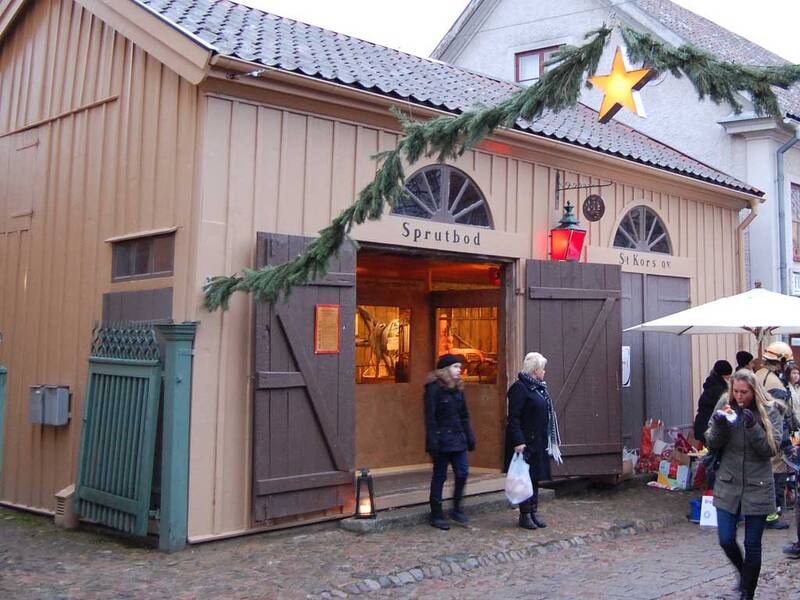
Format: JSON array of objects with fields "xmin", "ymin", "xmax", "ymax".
[{"xmin": 355, "ymin": 250, "xmax": 508, "ymax": 506}]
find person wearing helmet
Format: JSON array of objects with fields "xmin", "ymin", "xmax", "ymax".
[
  {"xmin": 756, "ymin": 341, "xmax": 793, "ymax": 530},
  {"xmin": 756, "ymin": 341, "xmax": 792, "ymax": 401}
]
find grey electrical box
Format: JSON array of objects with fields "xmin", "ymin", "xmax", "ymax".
[{"xmin": 29, "ymin": 385, "xmax": 70, "ymax": 426}]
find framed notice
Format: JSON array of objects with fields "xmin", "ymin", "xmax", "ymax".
[
  {"xmin": 621, "ymin": 346, "xmax": 631, "ymax": 388},
  {"xmin": 314, "ymin": 304, "xmax": 340, "ymax": 354}
]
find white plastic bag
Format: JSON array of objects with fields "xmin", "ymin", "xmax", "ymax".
[
  {"xmin": 505, "ymin": 453, "xmax": 534, "ymax": 505},
  {"xmin": 622, "ymin": 447, "xmax": 639, "ymax": 470}
]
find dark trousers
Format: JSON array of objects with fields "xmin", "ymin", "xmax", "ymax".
[
  {"xmin": 774, "ymin": 472, "xmax": 787, "ymax": 509},
  {"xmin": 717, "ymin": 508, "xmax": 767, "ymax": 589},
  {"xmin": 429, "ymin": 450, "xmax": 469, "ymax": 504},
  {"xmin": 794, "ymin": 474, "xmax": 800, "ymax": 543}
]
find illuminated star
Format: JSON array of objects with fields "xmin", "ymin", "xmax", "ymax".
[{"xmin": 589, "ymin": 47, "xmax": 654, "ymax": 123}]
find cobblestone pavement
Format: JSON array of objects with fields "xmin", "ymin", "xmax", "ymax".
[
  {"xmin": 377, "ymin": 522, "xmax": 800, "ymax": 599},
  {"xmin": 0, "ymin": 485, "xmax": 798, "ymax": 599}
]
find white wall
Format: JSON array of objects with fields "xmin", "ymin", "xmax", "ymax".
[{"xmin": 441, "ymin": 0, "xmax": 800, "ymax": 294}]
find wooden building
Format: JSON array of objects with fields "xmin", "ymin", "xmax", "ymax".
[{"xmin": 0, "ymin": 0, "xmax": 762, "ymax": 543}]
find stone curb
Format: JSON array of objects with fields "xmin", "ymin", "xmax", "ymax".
[{"xmin": 313, "ymin": 513, "xmax": 685, "ymax": 598}]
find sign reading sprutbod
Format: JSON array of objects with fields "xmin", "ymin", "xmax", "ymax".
[
  {"xmin": 351, "ymin": 216, "xmax": 527, "ymax": 258},
  {"xmin": 400, "ymin": 221, "xmax": 483, "ymax": 247}
]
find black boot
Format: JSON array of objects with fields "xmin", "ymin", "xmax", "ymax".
[
  {"xmin": 739, "ymin": 562, "xmax": 759, "ymax": 600},
  {"xmin": 530, "ymin": 498, "xmax": 547, "ymax": 528},
  {"xmin": 518, "ymin": 500, "xmax": 537, "ymax": 530},
  {"xmin": 451, "ymin": 478, "xmax": 469, "ymax": 525},
  {"xmin": 429, "ymin": 501, "xmax": 450, "ymax": 530}
]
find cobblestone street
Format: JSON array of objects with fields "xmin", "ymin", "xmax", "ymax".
[{"xmin": 1, "ymin": 485, "xmax": 798, "ymax": 599}]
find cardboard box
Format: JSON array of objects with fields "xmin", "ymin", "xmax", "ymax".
[
  {"xmin": 670, "ymin": 449, "xmax": 691, "ymax": 467},
  {"xmin": 657, "ymin": 459, "xmax": 692, "ymax": 490}
]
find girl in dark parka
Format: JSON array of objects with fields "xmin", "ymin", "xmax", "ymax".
[
  {"xmin": 506, "ymin": 351, "xmax": 562, "ymax": 530},
  {"xmin": 424, "ymin": 354, "xmax": 476, "ymax": 530},
  {"xmin": 705, "ymin": 369, "xmax": 782, "ymax": 600}
]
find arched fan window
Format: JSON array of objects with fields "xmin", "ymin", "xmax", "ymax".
[
  {"xmin": 391, "ymin": 165, "xmax": 493, "ymax": 228},
  {"xmin": 613, "ymin": 206, "xmax": 672, "ymax": 254}
]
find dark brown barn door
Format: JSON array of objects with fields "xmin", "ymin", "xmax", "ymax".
[
  {"xmin": 525, "ymin": 260, "xmax": 622, "ymax": 477},
  {"xmin": 252, "ymin": 233, "xmax": 355, "ymax": 523},
  {"xmin": 621, "ymin": 273, "xmax": 691, "ymax": 448}
]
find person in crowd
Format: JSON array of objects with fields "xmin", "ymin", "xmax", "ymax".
[
  {"xmin": 736, "ymin": 351, "xmax": 754, "ymax": 372},
  {"xmin": 782, "ymin": 438, "xmax": 800, "ymax": 559},
  {"xmin": 786, "ymin": 363, "xmax": 800, "ymax": 427},
  {"xmin": 693, "ymin": 359, "xmax": 733, "ymax": 446},
  {"xmin": 506, "ymin": 352, "xmax": 562, "ymax": 530},
  {"xmin": 424, "ymin": 353, "xmax": 476, "ymax": 530},
  {"xmin": 755, "ymin": 342, "xmax": 793, "ymax": 529},
  {"xmin": 755, "ymin": 342, "xmax": 792, "ymax": 400},
  {"xmin": 705, "ymin": 369, "xmax": 782, "ymax": 600}
]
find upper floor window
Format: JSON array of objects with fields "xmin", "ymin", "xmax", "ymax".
[
  {"xmin": 112, "ymin": 233, "xmax": 175, "ymax": 282},
  {"xmin": 613, "ymin": 206, "xmax": 672, "ymax": 254},
  {"xmin": 515, "ymin": 45, "xmax": 561, "ymax": 83},
  {"xmin": 792, "ymin": 183, "xmax": 800, "ymax": 262},
  {"xmin": 392, "ymin": 165, "xmax": 493, "ymax": 228}
]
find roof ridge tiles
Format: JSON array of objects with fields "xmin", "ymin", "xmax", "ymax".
[{"xmin": 135, "ymin": 0, "xmax": 761, "ymax": 196}]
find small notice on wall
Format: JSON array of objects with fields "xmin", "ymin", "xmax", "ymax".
[
  {"xmin": 315, "ymin": 304, "xmax": 340, "ymax": 354},
  {"xmin": 621, "ymin": 346, "xmax": 631, "ymax": 388}
]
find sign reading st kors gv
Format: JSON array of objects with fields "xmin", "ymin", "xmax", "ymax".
[{"xmin": 586, "ymin": 246, "xmax": 695, "ymax": 278}]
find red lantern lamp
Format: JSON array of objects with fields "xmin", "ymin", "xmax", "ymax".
[{"xmin": 550, "ymin": 201, "xmax": 586, "ymax": 261}]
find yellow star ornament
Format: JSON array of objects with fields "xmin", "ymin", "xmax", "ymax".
[{"xmin": 589, "ymin": 47, "xmax": 654, "ymax": 123}]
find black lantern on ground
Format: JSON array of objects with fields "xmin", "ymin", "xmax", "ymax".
[
  {"xmin": 550, "ymin": 201, "xmax": 587, "ymax": 261},
  {"xmin": 355, "ymin": 467, "xmax": 376, "ymax": 519}
]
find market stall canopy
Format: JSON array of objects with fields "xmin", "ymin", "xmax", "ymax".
[{"xmin": 624, "ymin": 288, "xmax": 800, "ymax": 337}]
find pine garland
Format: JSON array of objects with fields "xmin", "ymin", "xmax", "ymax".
[
  {"xmin": 621, "ymin": 28, "xmax": 800, "ymax": 119},
  {"xmin": 203, "ymin": 26, "xmax": 800, "ymax": 311}
]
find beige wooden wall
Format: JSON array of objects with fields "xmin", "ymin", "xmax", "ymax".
[
  {"xmin": 187, "ymin": 86, "xmax": 745, "ymax": 540},
  {"xmin": 0, "ymin": 0, "xmax": 198, "ymax": 511}
]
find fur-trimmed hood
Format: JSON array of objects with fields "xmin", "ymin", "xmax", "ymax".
[{"xmin": 426, "ymin": 367, "xmax": 464, "ymax": 391}]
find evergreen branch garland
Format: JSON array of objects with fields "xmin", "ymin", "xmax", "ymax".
[
  {"xmin": 621, "ymin": 27, "xmax": 800, "ymax": 119},
  {"xmin": 203, "ymin": 25, "xmax": 800, "ymax": 311}
]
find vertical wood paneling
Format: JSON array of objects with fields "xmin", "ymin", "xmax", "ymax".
[{"xmin": 0, "ymin": 0, "xmax": 198, "ymax": 512}]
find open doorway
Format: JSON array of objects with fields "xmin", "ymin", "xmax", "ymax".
[{"xmin": 355, "ymin": 248, "xmax": 509, "ymax": 507}]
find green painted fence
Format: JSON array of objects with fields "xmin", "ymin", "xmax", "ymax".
[{"xmin": 75, "ymin": 323, "xmax": 162, "ymax": 537}]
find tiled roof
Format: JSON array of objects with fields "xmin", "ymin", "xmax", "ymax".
[
  {"xmin": 632, "ymin": 0, "xmax": 800, "ymax": 120},
  {"xmin": 137, "ymin": 0, "xmax": 760, "ymax": 196}
]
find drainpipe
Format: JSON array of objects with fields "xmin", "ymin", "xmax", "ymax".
[
  {"xmin": 777, "ymin": 123, "xmax": 800, "ymax": 295},
  {"xmin": 737, "ymin": 196, "xmax": 760, "ymax": 294}
]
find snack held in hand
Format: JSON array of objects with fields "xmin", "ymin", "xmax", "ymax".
[{"xmin": 718, "ymin": 405, "xmax": 737, "ymax": 423}]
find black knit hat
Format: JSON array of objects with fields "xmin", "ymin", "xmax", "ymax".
[
  {"xmin": 436, "ymin": 354, "xmax": 465, "ymax": 370},
  {"xmin": 736, "ymin": 351, "xmax": 754, "ymax": 369},
  {"xmin": 713, "ymin": 359, "xmax": 733, "ymax": 376}
]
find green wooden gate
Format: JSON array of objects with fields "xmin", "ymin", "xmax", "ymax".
[{"xmin": 75, "ymin": 323, "xmax": 162, "ymax": 536}]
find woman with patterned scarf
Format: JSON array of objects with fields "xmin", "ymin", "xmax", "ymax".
[{"xmin": 505, "ymin": 352, "xmax": 562, "ymax": 530}]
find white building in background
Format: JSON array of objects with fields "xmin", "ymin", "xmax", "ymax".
[{"xmin": 433, "ymin": 0, "xmax": 800, "ymax": 295}]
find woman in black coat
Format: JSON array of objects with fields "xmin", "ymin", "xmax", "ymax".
[
  {"xmin": 424, "ymin": 353, "xmax": 476, "ymax": 530},
  {"xmin": 506, "ymin": 351, "xmax": 562, "ymax": 530},
  {"xmin": 693, "ymin": 359, "xmax": 733, "ymax": 445}
]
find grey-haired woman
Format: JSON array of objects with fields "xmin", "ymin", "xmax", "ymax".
[{"xmin": 505, "ymin": 352, "xmax": 563, "ymax": 530}]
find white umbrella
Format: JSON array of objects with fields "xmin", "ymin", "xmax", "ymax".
[{"xmin": 624, "ymin": 287, "xmax": 800, "ymax": 340}]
